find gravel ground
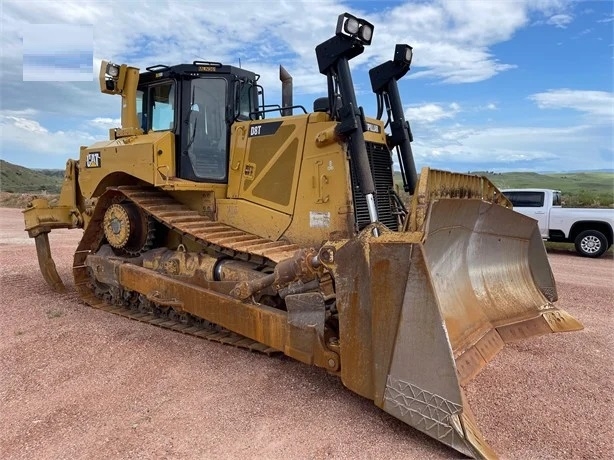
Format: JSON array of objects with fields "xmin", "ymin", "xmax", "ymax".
[{"xmin": 1, "ymin": 207, "xmax": 612, "ymax": 459}]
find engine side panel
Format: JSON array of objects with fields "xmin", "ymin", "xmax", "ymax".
[{"xmin": 78, "ymin": 131, "xmax": 176, "ymax": 198}]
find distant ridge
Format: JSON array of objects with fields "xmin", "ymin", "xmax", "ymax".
[
  {"xmin": 0, "ymin": 160, "xmax": 63, "ymax": 193},
  {"xmin": 563, "ymin": 169, "xmax": 614, "ymax": 174},
  {"xmin": 393, "ymin": 170, "xmax": 613, "ymax": 207}
]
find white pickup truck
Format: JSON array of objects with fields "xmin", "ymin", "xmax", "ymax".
[{"xmin": 502, "ymin": 188, "xmax": 614, "ymax": 258}]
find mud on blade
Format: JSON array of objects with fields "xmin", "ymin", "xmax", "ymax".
[{"xmin": 326, "ymin": 199, "xmax": 582, "ymax": 459}]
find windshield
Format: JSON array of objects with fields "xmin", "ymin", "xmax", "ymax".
[{"xmin": 186, "ymin": 78, "xmax": 228, "ymax": 180}]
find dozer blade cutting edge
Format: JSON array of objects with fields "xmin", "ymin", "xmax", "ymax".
[{"xmin": 326, "ymin": 199, "xmax": 583, "ymax": 459}]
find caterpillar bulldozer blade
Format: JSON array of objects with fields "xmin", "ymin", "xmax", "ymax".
[{"xmin": 325, "ymin": 196, "xmax": 582, "ymax": 459}]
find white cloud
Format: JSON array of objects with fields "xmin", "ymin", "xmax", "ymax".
[
  {"xmin": 88, "ymin": 117, "xmax": 121, "ymax": 128},
  {"xmin": 405, "ymin": 102, "xmax": 461, "ymax": 123},
  {"xmin": 0, "ymin": 108, "xmax": 39, "ymax": 117},
  {"xmin": 573, "ymin": 28, "xmax": 593, "ymax": 38},
  {"xmin": 486, "ymin": 103, "xmax": 497, "ymax": 110},
  {"xmin": 367, "ymin": 0, "xmax": 532, "ymax": 84},
  {"xmin": 0, "ymin": 111, "xmax": 98, "ymax": 158},
  {"xmin": 4, "ymin": 116, "xmax": 48, "ymax": 134},
  {"xmin": 1, "ymin": 0, "xmax": 577, "ymax": 92},
  {"xmin": 528, "ymin": 89, "xmax": 614, "ymax": 119},
  {"xmin": 410, "ymin": 123, "xmax": 612, "ymax": 172},
  {"xmin": 546, "ymin": 13, "xmax": 574, "ymax": 28}
]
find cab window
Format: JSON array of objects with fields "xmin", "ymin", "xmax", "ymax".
[
  {"xmin": 150, "ymin": 82, "xmax": 176, "ymax": 131},
  {"xmin": 236, "ymin": 80, "xmax": 257, "ymax": 120},
  {"xmin": 136, "ymin": 90, "xmax": 146, "ymax": 130},
  {"xmin": 505, "ymin": 191, "xmax": 545, "ymax": 208}
]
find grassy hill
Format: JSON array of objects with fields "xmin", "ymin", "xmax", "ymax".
[
  {"xmin": 1, "ymin": 160, "xmax": 63, "ymax": 194},
  {"xmin": 473, "ymin": 171, "xmax": 613, "ymax": 207},
  {"xmin": 395, "ymin": 170, "xmax": 614, "ymax": 207},
  {"xmin": 470, "ymin": 171, "xmax": 613, "ymax": 196}
]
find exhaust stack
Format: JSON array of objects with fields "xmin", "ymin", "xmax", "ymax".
[{"xmin": 279, "ymin": 65, "xmax": 293, "ymax": 116}]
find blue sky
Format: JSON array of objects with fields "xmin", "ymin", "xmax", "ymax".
[{"xmin": 0, "ymin": 0, "xmax": 612, "ymax": 173}]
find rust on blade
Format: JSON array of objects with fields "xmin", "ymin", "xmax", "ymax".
[
  {"xmin": 422, "ymin": 198, "xmax": 583, "ymax": 370},
  {"xmin": 325, "ymin": 181, "xmax": 583, "ymax": 458},
  {"xmin": 455, "ymin": 328, "xmax": 505, "ymax": 387},
  {"xmin": 541, "ymin": 309, "xmax": 584, "ymax": 333},
  {"xmin": 459, "ymin": 399, "xmax": 499, "ymax": 460},
  {"xmin": 495, "ymin": 315, "xmax": 555, "ymax": 342}
]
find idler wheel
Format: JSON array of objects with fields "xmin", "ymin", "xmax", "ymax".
[{"xmin": 103, "ymin": 202, "xmax": 154, "ymax": 255}]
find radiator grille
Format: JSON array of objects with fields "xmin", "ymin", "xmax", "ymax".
[{"xmin": 350, "ymin": 142, "xmax": 398, "ymax": 231}]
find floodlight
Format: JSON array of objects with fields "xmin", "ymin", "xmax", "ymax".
[
  {"xmin": 358, "ymin": 24, "xmax": 373, "ymax": 43},
  {"xmin": 394, "ymin": 44, "xmax": 413, "ymax": 67},
  {"xmin": 106, "ymin": 63, "xmax": 120, "ymax": 78},
  {"xmin": 335, "ymin": 13, "xmax": 374, "ymax": 45},
  {"xmin": 344, "ymin": 17, "xmax": 359, "ymax": 34}
]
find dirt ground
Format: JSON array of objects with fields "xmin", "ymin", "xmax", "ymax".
[{"xmin": 1, "ymin": 207, "xmax": 612, "ymax": 459}]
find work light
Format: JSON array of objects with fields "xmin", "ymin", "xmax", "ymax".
[
  {"xmin": 344, "ymin": 16, "xmax": 359, "ymax": 34},
  {"xmin": 335, "ymin": 13, "xmax": 374, "ymax": 45},
  {"xmin": 394, "ymin": 44, "xmax": 413, "ymax": 67},
  {"xmin": 106, "ymin": 63, "xmax": 120, "ymax": 78}
]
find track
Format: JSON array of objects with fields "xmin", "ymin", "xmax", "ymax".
[
  {"xmin": 77, "ymin": 291, "xmax": 280, "ymax": 355},
  {"xmin": 118, "ymin": 186, "xmax": 299, "ymax": 264},
  {"xmin": 71, "ymin": 185, "xmax": 298, "ymax": 355}
]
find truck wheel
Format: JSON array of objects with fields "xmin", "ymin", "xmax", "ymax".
[{"xmin": 574, "ymin": 230, "xmax": 608, "ymax": 258}]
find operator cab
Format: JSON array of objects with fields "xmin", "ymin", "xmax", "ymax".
[{"xmin": 136, "ymin": 61, "xmax": 260, "ymax": 183}]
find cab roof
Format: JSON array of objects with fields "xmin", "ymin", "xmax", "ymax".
[{"xmin": 138, "ymin": 61, "xmax": 259, "ymax": 84}]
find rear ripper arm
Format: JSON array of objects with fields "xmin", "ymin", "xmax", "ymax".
[{"xmin": 23, "ymin": 159, "xmax": 83, "ymax": 292}]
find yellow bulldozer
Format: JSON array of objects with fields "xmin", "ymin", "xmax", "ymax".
[{"xmin": 24, "ymin": 13, "xmax": 582, "ymax": 459}]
